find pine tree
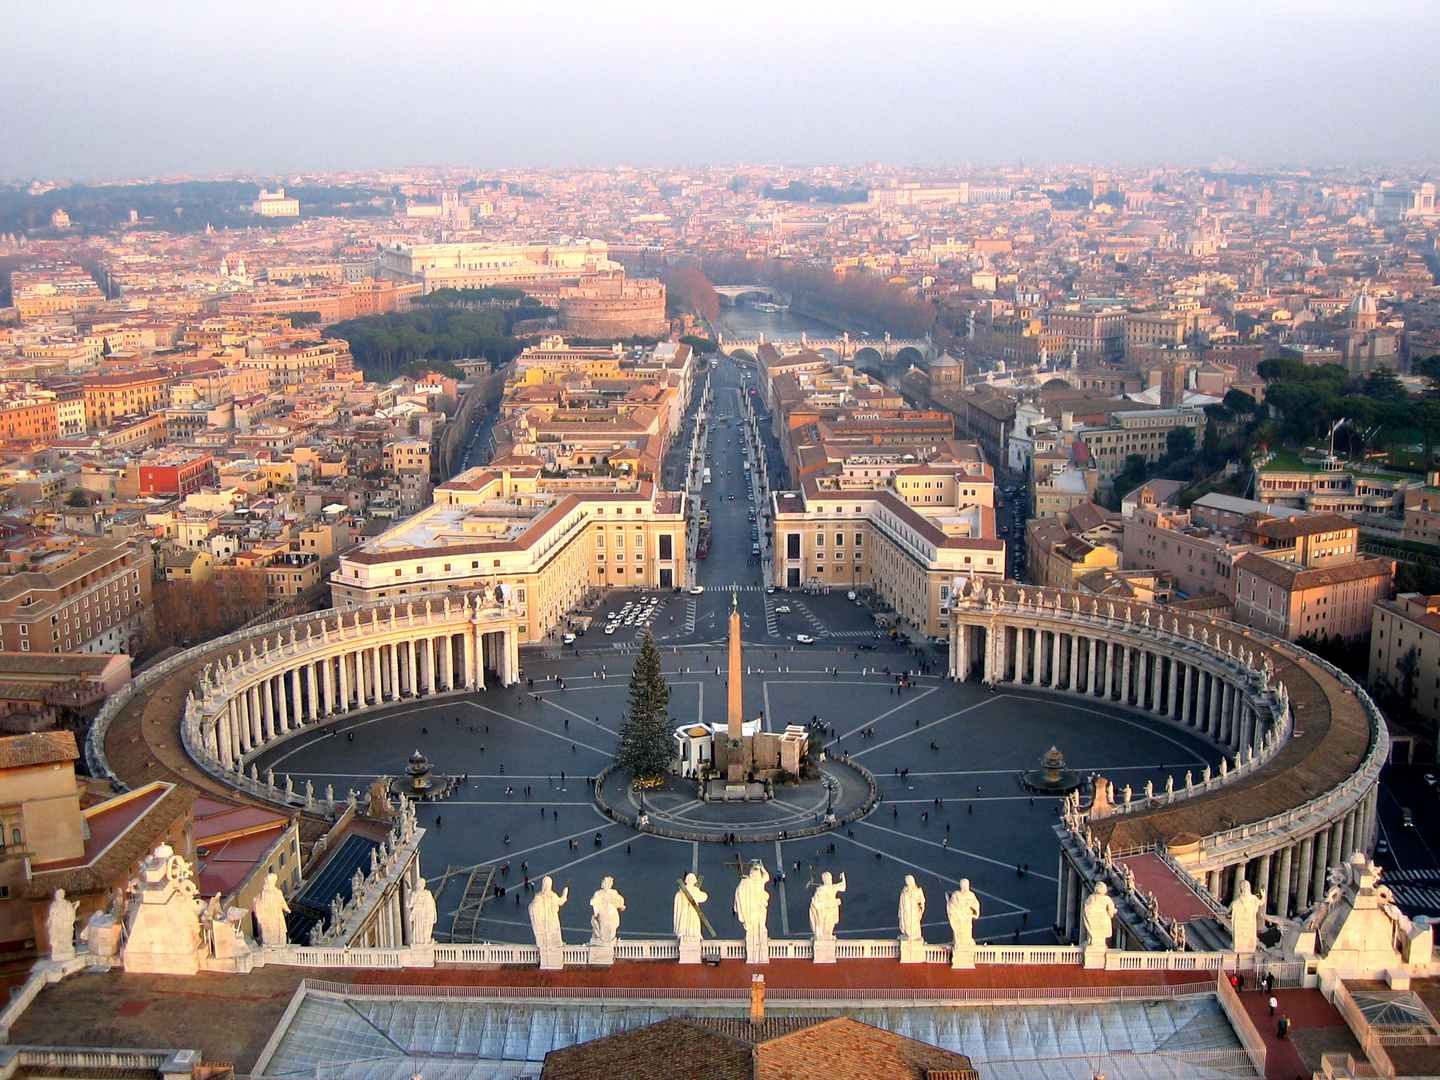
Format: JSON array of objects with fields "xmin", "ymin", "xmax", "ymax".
[{"xmin": 614, "ymin": 632, "xmax": 674, "ymax": 785}]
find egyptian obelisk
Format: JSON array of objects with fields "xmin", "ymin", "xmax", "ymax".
[{"xmin": 726, "ymin": 590, "xmax": 745, "ymax": 781}]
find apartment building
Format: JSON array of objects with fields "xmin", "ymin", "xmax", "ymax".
[
  {"xmin": 80, "ymin": 369, "xmax": 171, "ymax": 431},
  {"xmin": 331, "ymin": 465, "xmax": 687, "ymax": 642},
  {"xmin": 1228, "ymin": 514, "xmax": 1392, "ymax": 640},
  {"xmin": 772, "ymin": 463, "xmax": 1005, "ymax": 639},
  {"xmin": 1044, "ymin": 306, "xmax": 1127, "ymax": 362},
  {"xmin": 137, "ymin": 452, "xmax": 218, "ymax": 497},
  {"xmin": 1026, "ymin": 518, "xmax": 1121, "ymax": 591},
  {"xmin": 0, "ymin": 536, "xmax": 153, "ymax": 654},
  {"xmin": 1371, "ymin": 594, "xmax": 1440, "ymax": 728},
  {"xmin": 1074, "ymin": 407, "xmax": 1204, "ymax": 479}
]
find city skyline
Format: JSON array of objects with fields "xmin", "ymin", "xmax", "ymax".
[{"xmin": 2, "ymin": 0, "xmax": 1438, "ymax": 180}]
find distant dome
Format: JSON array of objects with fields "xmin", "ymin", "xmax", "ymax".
[{"xmin": 1349, "ymin": 287, "xmax": 1377, "ymax": 315}]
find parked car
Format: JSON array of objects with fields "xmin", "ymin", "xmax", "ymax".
[
  {"xmin": 795, "ymin": 634, "xmax": 815, "ymax": 644},
  {"xmin": 690, "ymin": 585, "xmax": 705, "ymax": 594},
  {"xmin": 774, "ymin": 605, "xmax": 791, "ymax": 613}
]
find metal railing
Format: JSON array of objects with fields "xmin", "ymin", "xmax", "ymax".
[{"xmin": 298, "ymin": 974, "xmax": 1218, "ymax": 1005}]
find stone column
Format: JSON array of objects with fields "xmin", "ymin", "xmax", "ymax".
[
  {"xmin": 338, "ymin": 651, "xmax": 351, "ymax": 713},
  {"xmin": 386, "ymin": 643, "xmax": 398, "ymax": 700},
  {"xmin": 441, "ymin": 634, "xmax": 454, "ymax": 691},
  {"xmin": 1219, "ymin": 684, "xmax": 1233, "ymax": 745},
  {"xmin": 426, "ymin": 639, "xmax": 438, "ymax": 694},
  {"xmin": 1015, "ymin": 626, "xmax": 1027, "ymax": 683},
  {"xmin": 1312, "ymin": 827, "xmax": 1332, "ymax": 904},
  {"xmin": 1068, "ymin": 633, "xmax": 1079, "ymax": 691},
  {"xmin": 1197, "ymin": 671, "xmax": 1210, "ymax": 733},
  {"xmin": 1296, "ymin": 834, "xmax": 1315, "ymax": 911},
  {"xmin": 403, "ymin": 639, "xmax": 416, "ymax": 695},
  {"xmin": 463, "ymin": 630, "xmax": 476, "ymax": 689},
  {"xmin": 1121, "ymin": 647, "xmax": 1132, "ymax": 705},
  {"xmin": 1107, "ymin": 641, "xmax": 1119, "ymax": 698},
  {"xmin": 321, "ymin": 657, "xmax": 335, "ymax": 716},
  {"xmin": 1207, "ymin": 870, "xmax": 1221, "ymax": 898},
  {"xmin": 276, "ymin": 672, "xmax": 290, "ymax": 732},
  {"xmin": 1150, "ymin": 652, "xmax": 1163, "ymax": 712},
  {"xmin": 1062, "ymin": 861, "xmax": 1079, "ymax": 942},
  {"xmin": 1051, "ymin": 630, "xmax": 1062, "ymax": 688},
  {"xmin": 247, "ymin": 686, "xmax": 262, "ymax": 749},
  {"xmin": 306, "ymin": 663, "xmax": 319, "ymax": 721},
  {"xmin": 1257, "ymin": 853, "xmax": 1273, "ymax": 914},
  {"xmin": 1056, "ymin": 852, "xmax": 1069, "ymax": 929},
  {"xmin": 1276, "ymin": 844, "xmax": 1294, "ymax": 918},
  {"xmin": 1181, "ymin": 664, "xmax": 1194, "ymax": 725},
  {"xmin": 1341, "ymin": 809, "xmax": 1356, "ymax": 862},
  {"xmin": 1167, "ymin": 657, "xmax": 1180, "ymax": 718},
  {"xmin": 1208, "ymin": 674, "xmax": 1222, "ymax": 737},
  {"xmin": 261, "ymin": 679, "xmax": 275, "ymax": 742},
  {"xmin": 230, "ymin": 706, "xmax": 243, "ymax": 762}
]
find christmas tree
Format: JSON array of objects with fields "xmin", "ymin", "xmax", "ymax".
[{"xmin": 614, "ymin": 631, "xmax": 674, "ymax": 785}]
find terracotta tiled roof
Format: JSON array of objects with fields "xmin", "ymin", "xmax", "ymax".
[
  {"xmin": 0, "ymin": 730, "xmax": 78, "ymax": 769},
  {"xmin": 1233, "ymin": 553, "xmax": 1392, "ymax": 590},
  {"xmin": 27, "ymin": 782, "xmax": 196, "ymax": 898},
  {"xmin": 1251, "ymin": 513, "xmax": 1357, "ymax": 540},
  {"xmin": 540, "ymin": 1016, "xmax": 977, "ymax": 1080}
]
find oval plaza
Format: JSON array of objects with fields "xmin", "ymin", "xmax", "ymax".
[{"xmin": 6, "ymin": 546, "xmax": 1421, "ymax": 1080}]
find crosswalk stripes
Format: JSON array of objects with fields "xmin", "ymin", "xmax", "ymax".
[
  {"xmin": 682, "ymin": 600, "xmax": 696, "ymax": 636},
  {"xmin": 1389, "ymin": 884, "xmax": 1440, "ymax": 912},
  {"xmin": 793, "ymin": 600, "xmax": 829, "ymax": 637},
  {"xmin": 763, "ymin": 598, "xmax": 779, "ymax": 637},
  {"xmin": 1382, "ymin": 868, "xmax": 1440, "ymax": 882},
  {"xmin": 828, "ymin": 630, "xmax": 881, "ymax": 639}
]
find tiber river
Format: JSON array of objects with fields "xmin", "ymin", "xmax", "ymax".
[{"xmin": 714, "ymin": 303, "xmax": 842, "ymax": 341}]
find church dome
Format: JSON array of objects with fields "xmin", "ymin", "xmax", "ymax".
[{"xmin": 1349, "ymin": 287, "xmax": 1377, "ymax": 316}]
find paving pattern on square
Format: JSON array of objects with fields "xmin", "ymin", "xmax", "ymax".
[{"xmin": 255, "ymin": 657, "xmax": 1226, "ymax": 947}]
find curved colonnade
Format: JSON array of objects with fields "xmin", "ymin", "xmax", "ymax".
[
  {"xmin": 88, "ymin": 579, "xmax": 1385, "ymax": 954},
  {"xmin": 89, "ymin": 592, "xmax": 523, "ymax": 812},
  {"xmin": 949, "ymin": 584, "xmax": 1386, "ymax": 933}
]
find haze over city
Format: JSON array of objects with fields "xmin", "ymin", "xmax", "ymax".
[
  {"xmin": 3, "ymin": 0, "xmax": 1438, "ymax": 178},
  {"xmin": 4, "ymin": 5, "xmax": 1440, "ymax": 1080}
]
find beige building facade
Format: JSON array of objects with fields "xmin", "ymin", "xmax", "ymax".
[{"xmin": 332, "ymin": 466, "xmax": 686, "ymax": 642}]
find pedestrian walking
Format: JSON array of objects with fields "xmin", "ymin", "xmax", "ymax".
[
  {"xmin": 1276, "ymin": 1016, "xmax": 1289, "ymax": 1040},
  {"xmin": 1268, "ymin": 995, "xmax": 1277, "ymax": 1016}
]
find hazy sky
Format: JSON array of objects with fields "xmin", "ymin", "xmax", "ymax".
[{"xmin": 2, "ymin": 0, "xmax": 1436, "ymax": 180}]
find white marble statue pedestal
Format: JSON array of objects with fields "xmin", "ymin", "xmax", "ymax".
[
  {"xmin": 1082, "ymin": 946, "xmax": 1108, "ymax": 970},
  {"xmin": 746, "ymin": 938, "xmax": 769, "ymax": 965},
  {"xmin": 813, "ymin": 938, "xmax": 836, "ymax": 964},
  {"xmin": 678, "ymin": 940, "xmax": 702, "ymax": 965},
  {"xmin": 950, "ymin": 945, "xmax": 975, "ymax": 969},
  {"xmin": 588, "ymin": 942, "xmax": 615, "ymax": 966},
  {"xmin": 899, "ymin": 939, "xmax": 927, "ymax": 964},
  {"xmin": 537, "ymin": 945, "xmax": 564, "ymax": 971}
]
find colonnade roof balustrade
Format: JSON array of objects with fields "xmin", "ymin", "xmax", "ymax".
[
  {"xmin": 950, "ymin": 584, "xmax": 1384, "ymax": 863},
  {"xmin": 88, "ymin": 589, "xmax": 520, "ymax": 807}
]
